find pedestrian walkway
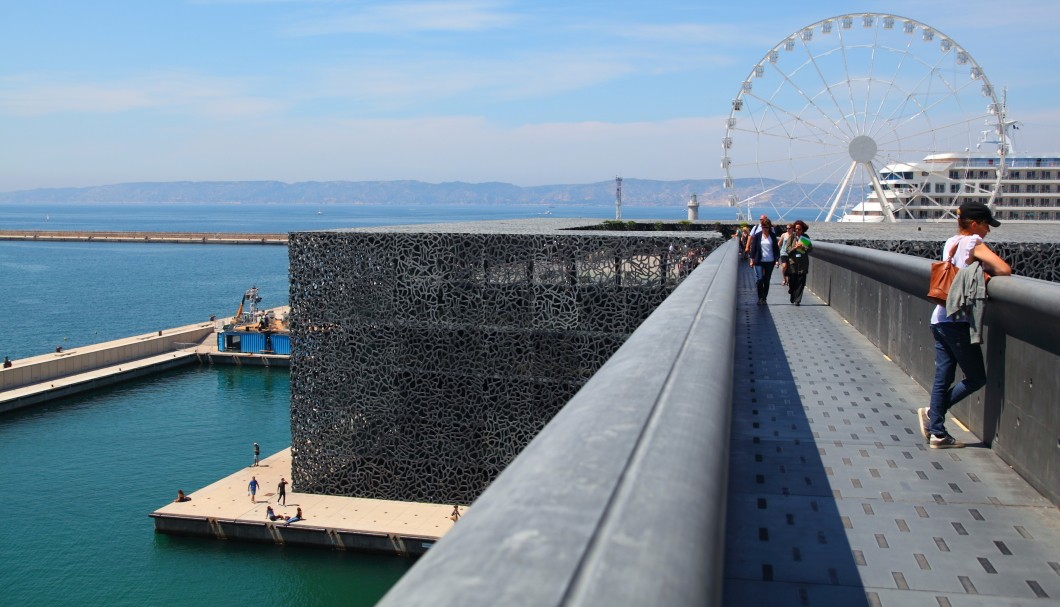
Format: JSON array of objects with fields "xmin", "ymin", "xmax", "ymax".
[{"xmin": 724, "ymin": 265, "xmax": 1060, "ymax": 606}]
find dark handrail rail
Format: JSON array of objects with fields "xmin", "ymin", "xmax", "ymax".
[{"xmin": 812, "ymin": 241, "xmax": 1060, "ymax": 355}]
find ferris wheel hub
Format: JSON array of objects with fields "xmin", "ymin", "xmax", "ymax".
[{"xmin": 848, "ymin": 135, "xmax": 877, "ymax": 163}]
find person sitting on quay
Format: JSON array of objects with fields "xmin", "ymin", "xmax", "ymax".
[
  {"xmin": 2, "ymin": 356, "xmax": 12, "ymax": 368},
  {"xmin": 174, "ymin": 489, "xmax": 189, "ymax": 503},
  {"xmin": 283, "ymin": 507, "xmax": 303, "ymax": 526},
  {"xmin": 266, "ymin": 506, "xmax": 285, "ymax": 522}
]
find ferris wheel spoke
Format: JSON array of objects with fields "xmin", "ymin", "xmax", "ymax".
[
  {"xmin": 740, "ymin": 92, "xmax": 850, "ymax": 145},
  {"xmin": 865, "ymin": 36, "xmax": 918, "ymax": 135},
  {"xmin": 729, "ymin": 148, "xmax": 851, "ymax": 174},
  {"xmin": 872, "ymin": 60, "xmax": 984, "ymax": 140},
  {"xmin": 872, "ymin": 109, "xmax": 987, "ymax": 150},
  {"xmin": 834, "ymin": 24, "xmax": 863, "ymax": 135},
  {"xmin": 727, "ymin": 124, "xmax": 849, "ymax": 151},
  {"xmin": 797, "ymin": 42, "xmax": 860, "ymax": 140},
  {"xmin": 763, "ymin": 61, "xmax": 857, "ymax": 140}
]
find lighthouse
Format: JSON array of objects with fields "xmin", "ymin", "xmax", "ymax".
[{"xmin": 687, "ymin": 193, "xmax": 699, "ymax": 221}]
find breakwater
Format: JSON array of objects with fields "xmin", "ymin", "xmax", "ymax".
[
  {"xmin": 1, "ymin": 310, "xmax": 290, "ymax": 413},
  {"xmin": 0, "ymin": 229, "xmax": 288, "ymax": 245}
]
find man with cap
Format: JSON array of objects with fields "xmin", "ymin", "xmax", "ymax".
[{"xmin": 918, "ymin": 201, "xmax": 1011, "ymax": 448}]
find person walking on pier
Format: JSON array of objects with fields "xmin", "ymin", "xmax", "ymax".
[
  {"xmin": 919, "ymin": 201, "xmax": 1011, "ymax": 449},
  {"xmin": 748, "ymin": 217, "xmax": 779, "ymax": 304},
  {"xmin": 252, "ymin": 442, "xmax": 260, "ymax": 467},
  {"xmin": 276, "ymin": 477, "xmax": 288, "ymax": 506},
  {"xmin": 786, "ymin": 220, "xmax": 812, "ymax": 305},
  {"xmin": 248, "ymin": 476, "xmax": 260, "ymax": 502}
]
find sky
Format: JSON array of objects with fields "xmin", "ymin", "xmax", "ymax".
[{"xmin": 3, "ymin": 0, "xmax": 1060, "ymax": 192}]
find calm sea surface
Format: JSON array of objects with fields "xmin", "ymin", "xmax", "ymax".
[{"xmin": 0, "ymin": 202, "xmax": 739, "ymax": 606}]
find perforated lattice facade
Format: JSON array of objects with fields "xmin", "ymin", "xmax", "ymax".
[
  {"xmin": 288, "ymin": 226, "xmax": 718, "ymax": 504},
  {"xmin": 826, "ymin": 239, "xmax": 1059, "ymax": 282}
]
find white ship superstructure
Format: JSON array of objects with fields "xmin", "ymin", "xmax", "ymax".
[{"xmin": 841, "ymin": 153, "xmax": 1060, "ymax": 222}]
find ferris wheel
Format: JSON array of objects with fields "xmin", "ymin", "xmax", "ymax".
[{"xmin": 722, "ymin": 13, "xmax": 1005, "ymax": 222}]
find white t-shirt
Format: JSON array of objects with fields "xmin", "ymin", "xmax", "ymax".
[
  {"xmin": 930, "ymin": 234, "xmax": 982, "ymax": 325},
  {"xmin": 759, "ymin": 235, "xmax": 775, "ymax": 262}
]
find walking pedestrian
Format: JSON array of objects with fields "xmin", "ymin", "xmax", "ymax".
[
  {"xmin": 252, "ymin": 442, "xmax": 260, "ymax": 467},
  {"xmin": 277, "ymin": 477, "xmax": 288, "ymax": 505},
  {"xmin": 918, "ymin": 201, "xmax": 1011, "ymax": 449},
  {"xmin": 747, "ymin": 216, "xmax": 779, "ymax": 304},
  {"xmin": 778, "ymin": 224, "xmax": 794, "ymax": 286},
  {"xmin": 450, "ymin": 505, "xmax": 461, "ymax": 522},
  {"xmin": 248, "ymin": 476, "xmax": 260, "ymax": 502},
  {"xmin": 786, "ymin": 220, "xmax": 812, "ymax": 305}
]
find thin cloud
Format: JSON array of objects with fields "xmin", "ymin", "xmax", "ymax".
[
  {"xmin": 306, "ymin": 51, "xmax": 633, "ymax": 106},
  {"xmin": 0, "ymin": 73, "xmax": 285, "ymax": 118},
  {"xmin": 284, "ymin": 1, "xmax": 520, "ymax": 36}
]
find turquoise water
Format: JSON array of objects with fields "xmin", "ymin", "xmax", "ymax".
[
  {"xmin": 0, "ymin": 202, "xmax": 744, "ymax": 606},
  {"xmin": 0, "ymin": 241, "xmax": 289, "ymax": 360},
  {"xmin": 0, "ymin": 366, "xmax": 410, "ymax": 606}
]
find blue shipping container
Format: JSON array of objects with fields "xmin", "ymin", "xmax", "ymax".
[
  {"xmin": 219, "ymin": 332, "xmax": 246, "ymax": 352},
  {"xmin": 238, "ymin": 332, "xmax": 267, "ymax": 353},
  {"xmin": 271, "ymin": 334, "xmax": 291, "ymax": 356}
]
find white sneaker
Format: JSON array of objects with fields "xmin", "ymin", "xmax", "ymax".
[
  {"xmin": 930, "ymin": 434, "xmax": 965, "ymax": 449},
  {"xmin": 917, "ymin": 408, "xmax": 930, "ymax": 443}
]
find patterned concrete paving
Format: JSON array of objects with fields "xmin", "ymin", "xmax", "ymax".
[{"xmin": 724, "ymin": 263, "xmax": 1060, "ymax": 606}]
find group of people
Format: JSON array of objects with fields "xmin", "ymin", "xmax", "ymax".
[
  {"xmin": 248, "ymin": 475, "xmax": 288, "ymax": 504},
  {"xmin": 741, "ymin": 215, "xmax": 813, "ymax": 305},
  {"xmin": 740, "ymin": 201, "xmax": 1012, "ymax": 451}
]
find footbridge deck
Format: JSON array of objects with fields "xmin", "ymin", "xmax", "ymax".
[{"xmin": 724, "ymin": 263, "xmax": 1059, "ymax": 605}]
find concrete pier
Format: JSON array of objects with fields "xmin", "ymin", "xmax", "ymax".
[
  {"xmin": 0, "ymin": 229, "xmax": 288, "ymax": 245},
  {"xmin": 150, "ymin": 449, "xmax": 458, "ymax": 556},
  {"xmin": 0, "ymin": 309, "xmax": 290, "ymax": 413}
]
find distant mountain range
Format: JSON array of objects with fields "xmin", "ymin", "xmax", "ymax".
[{"xmin": 0, "ymin": 178, "xmax": 798, "ymax": 206}]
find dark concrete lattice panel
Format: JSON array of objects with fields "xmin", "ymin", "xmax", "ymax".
[
  {"xmin": 825, "ymin": 239, "xmax": 1059, "ymax": 282},
  {"xmin": 288, "ymin": 228, "xmax": 719, "ymax": 504}
]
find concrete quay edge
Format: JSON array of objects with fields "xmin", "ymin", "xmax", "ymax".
[
  {"xmin": 150, "ymin": 448, "xmax": 460, "ymax": 557},
  {"xmin": 1, "ymin": 312, "xmax": 291, "ymax": 413}
]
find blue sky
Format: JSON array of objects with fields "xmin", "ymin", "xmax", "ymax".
[{"xmin": 2, "ymin": 0, "xmax": 1059, "ymax": 191}]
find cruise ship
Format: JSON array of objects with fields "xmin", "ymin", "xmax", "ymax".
[
  {"xmin": 840, "ymin": 114, "xmax": 1060, "ymax": 223},
  {"xmin": 838, "ymin": 153, "xmax": 1060, "ymax": 222}
]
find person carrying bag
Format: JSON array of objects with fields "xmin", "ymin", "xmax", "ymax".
[{"xmin": 918, "ymin": 201, "xmax": 1011, "ymax": 449}]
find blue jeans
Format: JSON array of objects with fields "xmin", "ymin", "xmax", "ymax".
[
  {"xmin": 929, "ymin": 322, "xmax": 986, "ymax": 436},
  {"xmin": 754, "ymin": 262, "xmax": 775, "ymax": 300}
]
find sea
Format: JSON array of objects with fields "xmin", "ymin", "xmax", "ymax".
[{"xmin": 0, "ymin": 201, "xmax": 743, "ymax": 607}]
